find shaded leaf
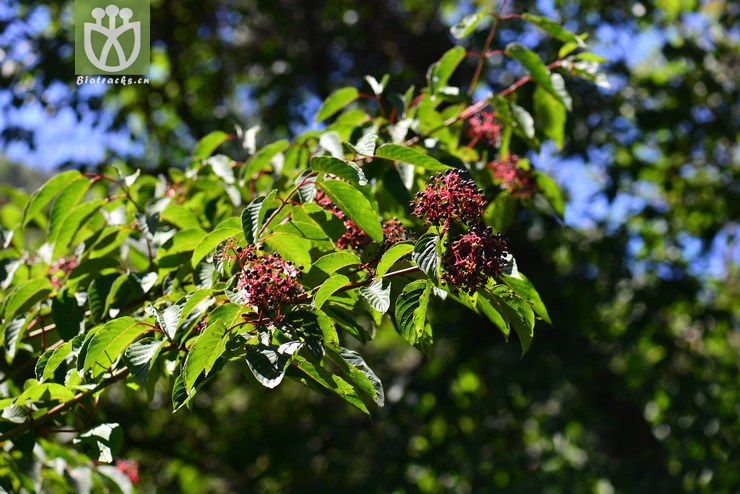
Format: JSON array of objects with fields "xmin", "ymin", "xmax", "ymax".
[
  {"xmin": 245, "ymin": 341, "xmax": 303, "ymax": 389},
  {"xmin": 315, "ymin": 87, "xmax": 359, "ymax": 123},
  {"xmin": 123, "ymin": 338, "xmax": 163, "ymax": 385}
]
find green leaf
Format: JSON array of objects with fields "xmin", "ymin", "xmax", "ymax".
[
  {"xmin": 325, "ymin": 347, "xmax": 380, "ymax": 405},
  {"xmin": 241, "ymin": 190, "xmax": 277, "ymax": 244},
  {"xmin": 48, "ymin": 177, "xmax": 91, "ymax": 242},
  {"xmin": 15, "ymin": 382, "xmax": 75, "ymax": 406},
  {"xmin": 123, "ymin": 339, "xmax": 163, "ymax": 385},
  {"xmin": 192, "ymin": 131, "xmax": 229, "ymax": 161},
  {"xmin": 51, "ymin": 199, "xmax": 104, "ymax": 257},
  {"xmin": 3, "ymin": 278, "xmax": 51, "ymax": 321},
  {"xmin": 534, "ymin": 83, "xmax": 567, "ymax": 150},
  {"xmin": 184, "ymin": 320, "xmax": 230, "ymax": 392},
  {"xmin": 191, "ymin": 227, "xmax": 242, "ymax": 267},
  {"xmin": 334, "ymin": 347, "xmax": 384, "ymax": 407},
  {"xmin": 51, "ymin": 291, "xmax": 85, "ymax": 341},
  {"xmin": 310, "ymin": 156, "xmax": 368, "ymax": 186},
  {"xmin": 487, "ymin": 285, "xmax": 536, "ymax": 355},
  {"xmin": 534, "ymin": 171, "xmax": 565, "ymax": 218},
  {"xmin": 375, "ymin": 144, "xmax": 450, "ymax": 172},
  {"xmin": 242, "ymin": 139, "xmax": 289, "ymax": 179},
  {"xmin": 319, "ymin": 180, "xmax": 382, "ymax": 242},
  {"xmin": 264, "ymin": 232, "xmax": 312, "ymax": 267},
  {"xmin": 360, "ymin": 278, "xmax": 392, "ymax": 314},
  {"xmin": 354, "ymin": 131, "xmax": 377, "ymax": 156},
  {"xmin": 412, "ymin": 233, "xmax": 440, "ymax": 282},
  {"xmin": 315, "ymin": 87, "xmax": 359, "ymax": 123},
  {"xmin": 376, "ymin": 242, "xmax": 414, "ymax": 277},
  {"xmin": 521, "ymin": 13, "xmax": 586, "ymax": 48},
  {"xmin": 161, "ymin": 204, "xmax": 201, "ymax": 230},
  {"xmin": 245, "ymin": 341, "xmax": 303, "ymax": 389},
  {"xmin": 205, "ymin": 155, "xmax": 235, "ymax": 184},
  {"xmin": 36, "ymin": 342, "xmax": 72, "ymax": 383},
  {"xmin": 73, "ymin": 423, "xmax": 123, "ymax": 463},
  {"xmin": 475, "ymin": 293, "xmax": 509, "ymax": 337},
  {"xmin": 450, "ymin": 8, "xmax": 487, "ymax": 39},
  {"xmin": 290, "ymin": 354, "xmax": 370, "ymax": 416},
  {"xmin": 22, "ymin": 170, "xmax": 80, "ymax": 226},
  {"xmin": 504, "ymin": 42, "xmax": 563, "ymax": 104},
  {"xmin": 313, "ymin": 273, "xmax": 350, "ymax": 309},
  {"xmin": 154, "ymin": 303, "xmax": 182, "ymax": 340},
  {"xmin": 206, "ymin": 303, "xmax": 246, "ymax": 332},
  {"xmin": 394, "ymin": 280, "xmax": 433, "ymax": 346},
  {"xmin": 3, "ymin": 316, "xmax": 30, "ymax": 361},
  {"xmin": 504, "ymin": 272, "xmax": 552, "ymax": 325},
  {"xmin": 311, "ymin": 251, "xmax": 362, "ymax": 273},
  {"xmin": 83, "ymin": 317, "xmax": 146, "ymax": 377},
  {"xmin": 433, "ymin": 46, "xmax": 466, "ymax": 89},
  {"xmin": 171, "ymin": 372, "xmax": 189, "ymax": 412},
  {"xmin": 88, "ymin": 274, "xmax": 119, "ymax": 324},
  {"xmin": 178, "ymin": 290, "xmax": 215, "ymax": 330},
  {"xmin": 273, "ymin": 221, "xmax": 329, "ymax": 241}
]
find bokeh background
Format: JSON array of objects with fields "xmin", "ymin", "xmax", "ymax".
[{"xmin": 1, "ymin": 0, "xmax": 738, "ymax": 492}]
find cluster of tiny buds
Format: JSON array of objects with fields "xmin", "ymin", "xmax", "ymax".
[
  {"xmin": 49, "ymin": 256, "xmax": 79, "ymax": 289},
  {"xmin": 235, "ymin": 246, "xmax": 304, "ymax": 313},
  {"xmin": 316, "ymin": 190, "xmax": 406, "ymax": 250},
  {"xmin": 441, "ymin": 224, "xmax": 511, "ymax": 294},
  {"xmin": 115, "ymin": 458, "xmax": 140, "ymax": 484},
  {"xmin": 411, "ymin": 169, "xmax": 487, "ymax": 227},
  {"xmin": 488, "ymin": 155, "xmax": 536, "ymax": 199},
  {"xmin": 466, "ymin": 111, "xmax": 502, "ymax": 147}
]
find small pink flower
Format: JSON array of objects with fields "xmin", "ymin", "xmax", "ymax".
[
  {"xmin": 488, "ymin": 155, "xmax": 535, "ymax": 199},
  {"xmin": 466, "ymin": 111, "xmax": 502, "ymax": 147},
  {"xmin": 115, "ymin": 458, "xmax": 140, "ymax": 484}
]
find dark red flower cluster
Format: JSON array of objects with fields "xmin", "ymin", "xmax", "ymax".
[
  {"xmin": 236, "ymin": 247, "xmax": 303, "ymax": 311},
  {"xmin": 466, "ymin": 111, "xmax": 502, "ymax": 147},
  {"xmin": 488, "ymin": 155, "xmax": 535, "ymax": 199},
  {"xmin": 411, "ymin": 169, "xmax": 487, "ymax": 227},
  {"xmin": 441, "ymin": 224, "xmax": 511, "ymax": 293},
  {"xmin": 115, "ymin": 458, "xmax": 140, "ymax": 484},
  {"xmin": 315, "ymin": 190, "xmax": 406, "ymax": 250}
]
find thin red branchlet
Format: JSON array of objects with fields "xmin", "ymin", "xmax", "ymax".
[
  {"xmin": 115, "ymin": 458, "xmax": 140, "ymax": 484},
  {"xmin": 315, "ymin": 190, "xmax": 406, "ymax": 250},
  {"xmin": 466, "ymin": 111, "xmax": 502, "ymax": 147},
  {"xmin": 441, "ymin": 224, "xmax": 510, "ymax": 294},
  {"xmin": 235, "ymin": 246, "xmax": 303, "ymax": 313},
  {"xmin": 411, "ymin": 169, "xmax": 487, "ymax": 228},
  {"xmin": 488, "ymin": 154, "xmax": 535, "ymax": 199}
]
